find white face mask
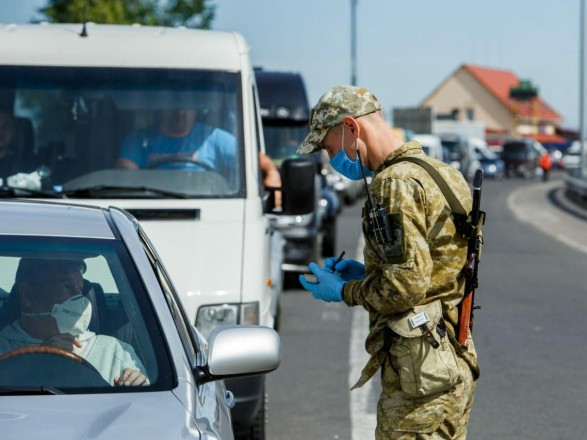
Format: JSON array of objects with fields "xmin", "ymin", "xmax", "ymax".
[{"xmin": 24, "ymin": 294, "xmax": 92, "ymax": 336}]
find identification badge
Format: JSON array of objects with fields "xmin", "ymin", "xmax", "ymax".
[{"xmin": 408, "ymin": 312, "xmax": 429, "ymax": 329}]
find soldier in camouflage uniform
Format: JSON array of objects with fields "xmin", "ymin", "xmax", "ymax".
[{"xmin": 297, "ymin": 85, "xmax": 480, "ymax": 439}]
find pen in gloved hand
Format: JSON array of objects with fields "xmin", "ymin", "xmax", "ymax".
[{"xmin": 330, "ymin": 250, "xmax": 346, "ymax": 273}]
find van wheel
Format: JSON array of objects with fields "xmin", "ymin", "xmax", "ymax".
[
  {"xmin": 235, "ymin": 391, "xmax": 266, "ymax": 440},
  {"xmin": 321, "ymin": 217, "xmax": 337, "ymax": 257},
  {"xmin": 283, "ymin": 272, "xmax": 301, "ymax": 290}
]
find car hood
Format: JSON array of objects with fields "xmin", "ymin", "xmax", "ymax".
[
  {"xmin": 51, "ymin": 198, "xmax": 245, "ymax": 322},
  {"xmin": 0, "ymin": 391, "xmax": 201, "ymax": 439}
]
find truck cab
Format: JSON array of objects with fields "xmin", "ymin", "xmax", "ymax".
[{"xmin": 0, "ymin": 23, "xmax": 312, "ymax": 439}]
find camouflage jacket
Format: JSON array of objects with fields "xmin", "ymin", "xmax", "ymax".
[{"xmin": 343, "ymin": 141, "xmax": 478, "ymax": 388}]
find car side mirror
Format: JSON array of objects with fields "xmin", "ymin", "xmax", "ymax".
[
  {"xmin": 195, "ymin": 325, "xmax": 280, "ymax": 385},
  {"xmin": 280, "ymin": 157, "xmax": 316, "ymax": 215}
]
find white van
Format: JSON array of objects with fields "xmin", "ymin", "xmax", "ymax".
[
  {"xmin": 0, "ymin": 23, "xmax": 314, "ymax": 438},
  {"xmin": 413, "ymin": 134, "xmax": 444, "ymax": 162}
]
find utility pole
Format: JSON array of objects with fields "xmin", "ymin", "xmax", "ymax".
[
  {"xmin": 350, "ymin": 0, "xmax": 357, "ymax": 86},
  {"xmin": 580, "ymin": 0, "xmax": 585, "ymax": 174}
]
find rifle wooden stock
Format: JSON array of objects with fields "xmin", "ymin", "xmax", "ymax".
[{"xmin": 458, "ymin": 292, "xmax": 473, "ymax": 346}]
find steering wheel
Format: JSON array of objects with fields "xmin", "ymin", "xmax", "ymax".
[
  {"xmin": 0, "ymin": 345, "xmax": 100, "ymax": 375},
  {"xmin": 147, "ymin": 157, "xmax": 215, "ymax": 171}
]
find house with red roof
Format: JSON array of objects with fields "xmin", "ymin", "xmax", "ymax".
[{"xmin": 421, "ymin": 64, "xmax": 565, "ymax": 144}]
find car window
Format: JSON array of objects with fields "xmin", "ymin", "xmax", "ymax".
[{"xmin": 0, "ymin": 236, "xmax": 173, "ymax": 393}]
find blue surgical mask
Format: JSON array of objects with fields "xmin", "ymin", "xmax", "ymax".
[{"xmin": 329, "ymin": 128, "xmax": 372, "ymax": 181}]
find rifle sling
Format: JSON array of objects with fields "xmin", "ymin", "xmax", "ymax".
[{"xmin": 392, "ymin": 156, "xmax": 473, "ymax": 238}]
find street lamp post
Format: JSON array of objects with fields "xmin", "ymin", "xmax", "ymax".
[
  {"xmin": 350, "ymin": 0, "xmax": 357, "ymax": 86},
  {"xmin": 580, "ymin": 0, "xmax": 587, "ymax": 176}
]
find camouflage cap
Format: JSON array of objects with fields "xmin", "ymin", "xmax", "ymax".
[{"xmin": 297, "ymin": 85, "xmax": 382, "ymax": 154}]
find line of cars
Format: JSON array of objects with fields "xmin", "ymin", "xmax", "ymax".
[
  {"xmin": 0, "ymin": 23, "xmax": 325, "ymax": 440},
  {"xmin": 254, "ymin": 69, "xmax": 359, "ymax": 283},
  {"xmin": 413, "ymin": 133, "xmax": 506, "ymax": 181}
]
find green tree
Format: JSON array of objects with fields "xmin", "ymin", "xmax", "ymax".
[{"xmin": 39, "ymin": 0, "xmax": 215, "ymax": 29}]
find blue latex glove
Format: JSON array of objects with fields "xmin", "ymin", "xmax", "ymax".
[
  {"xmin": 298, "ymin": 262, "xmax": 345, "ymax": 302},
  {"xmin": 324, "ymin": 257, "xmax": 365, "ymax": 282}
]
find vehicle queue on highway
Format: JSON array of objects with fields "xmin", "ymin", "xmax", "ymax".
[{"xmin": 0, "ymin": 22, "xmax": 585, "ymax": 440}]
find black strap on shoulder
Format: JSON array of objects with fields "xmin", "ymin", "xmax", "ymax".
[{"xmin": 393, "ymin": 156, "xmax": 474, "ymax": 238}]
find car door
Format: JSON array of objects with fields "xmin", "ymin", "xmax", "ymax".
[{"xmin": 136, "ymin": 226, "xmax": 234, "ymax": 439}]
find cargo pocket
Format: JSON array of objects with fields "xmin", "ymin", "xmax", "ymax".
[
  {"xmin": 378, "ymin": 394, "xmax": 445, "ymax": 434},
  {"xmin": 388, "ymin": 300, "xmax": 462, "ymax": 399}
]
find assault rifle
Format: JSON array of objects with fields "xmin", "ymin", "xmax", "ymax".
[{"xmin": 457, "ymin": 169, "xmax": 485, "ymax": 347}]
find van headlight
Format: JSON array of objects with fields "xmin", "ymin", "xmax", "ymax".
[{"xmin": 196, "ymin": 302, "xmax": 259, "ymax": 339}]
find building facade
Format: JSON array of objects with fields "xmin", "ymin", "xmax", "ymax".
[{"xmin": 421, "ymin": 64, "xmax": 563, "ymax": 143}]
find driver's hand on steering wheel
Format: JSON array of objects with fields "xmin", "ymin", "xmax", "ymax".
[
  {"xmin": 42, "ymin": 333, "xmax": 82, "ymax": 352},
  {"xmin": 114, "ymin": 368, "xmax": 149, "ymax": 387}
]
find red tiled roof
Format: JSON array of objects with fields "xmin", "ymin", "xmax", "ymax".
[
  {"xmin": 463, "ymin": 64, "xmax": 562, "ymax": 122},
  {"xmin": 524, "ymin": 133, "xmax": 567, "ymax": 144}
]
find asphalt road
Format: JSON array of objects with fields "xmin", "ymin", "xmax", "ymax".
[{"xmin": 266, "ymin": 174, "xmax": 587, "ymax": 440}]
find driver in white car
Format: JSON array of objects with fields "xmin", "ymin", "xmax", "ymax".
[
  {"xmin": 0, "ymin": 258, "xmax": 148, "ymax": 387},
  {"xmin": 115, "ymin": 107, "xmax": 237, "ymax": 174}
]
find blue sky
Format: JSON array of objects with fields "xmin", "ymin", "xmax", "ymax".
[{"xmin": 0, "ymin": 0, "xmax": 582, "ymax": 128}]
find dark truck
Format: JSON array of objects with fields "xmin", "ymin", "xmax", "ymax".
[
  {"xmin": 255, "ymin": 69, "xmax": 340, "ymax": 275},
  {"xmin": 501, "ymin": 138, "xmax": 541, "ymax": 178}
]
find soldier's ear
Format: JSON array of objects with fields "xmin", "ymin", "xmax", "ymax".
[{"xmin": 343, "ymin": 116, "xmax": 360, "ymax": 138}]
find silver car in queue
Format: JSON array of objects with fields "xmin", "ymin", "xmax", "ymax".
[{"xmin": 0, "ymin": 200, "xmax": 280, "ymax": 439}]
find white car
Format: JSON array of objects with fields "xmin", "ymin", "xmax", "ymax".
[
  {"xmin": 562, "ymin": 141, "xmax": 585, "ymax": 170},
  {"xmin": 0, "ymin": 200, "xmax": 280, "ymax": 440}
]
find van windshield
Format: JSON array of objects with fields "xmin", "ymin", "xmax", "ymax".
[
  {"xmin": 0, "ymin": 66, "xmax": 243, "ymax": 198},
  {"xmin": 263, "ymin": 122, "xmax": 309, "ymax": 165},
  {"xmin": 502, "ymin": 142, "xmax": 527, "ymax": 160}
]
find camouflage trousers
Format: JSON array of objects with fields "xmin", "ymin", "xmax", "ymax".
[{"xmin": 375, "ymin": 355, "xmax": 476, "ymax": 440}]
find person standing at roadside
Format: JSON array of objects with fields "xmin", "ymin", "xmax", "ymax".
[
  {"xmin": 539, "ymin": 151, "xmax": 553, "ymax": 182},
  {"xmin": 297, "ymin": 85, "xmax": 480, "ymax": 439}
]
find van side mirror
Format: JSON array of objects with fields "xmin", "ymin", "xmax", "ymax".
[{"xmin": 280, "ymin": 157, "xmax": 316, "ymax": 215}]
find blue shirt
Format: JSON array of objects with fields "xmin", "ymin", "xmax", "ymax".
[{"xmin": 119, "ymin": 123, "xmax": 237, "ymax": 179}]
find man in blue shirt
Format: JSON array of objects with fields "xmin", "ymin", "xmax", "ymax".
[{"xmin": 115, "ymin": 108, "xmax": 237, "ymax": 183}]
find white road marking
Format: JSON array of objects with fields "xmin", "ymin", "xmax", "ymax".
[{"xmin": 349, "ymin": 235, "xmax": 378, "ymax": 439}]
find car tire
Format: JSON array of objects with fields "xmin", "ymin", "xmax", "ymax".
[
  {"xmin": 321, "ymin": 217, "xmax": 337, "ymax": 257},
  {"xmin": 283, "ymin": 271, "xmax": 300, "ymax": 290},
  {"xmin": 235, "ymin": 389, "xmax": 266, "ymax": 440}
]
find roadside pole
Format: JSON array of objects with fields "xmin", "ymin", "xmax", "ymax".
[
  {"xmin": 350, "ymin": 0, "xmax": 357, "ymax": 86},
  {"xmin": 581, "ymin": 0, "xmax": 587, "ymax": 176}
]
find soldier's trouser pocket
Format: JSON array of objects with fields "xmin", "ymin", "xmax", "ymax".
[{"xmin": 388, "ymin": 301, "xmax": 462, "ymax": 399}]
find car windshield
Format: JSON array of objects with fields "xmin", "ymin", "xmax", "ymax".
[
  {"xmin": 263, "ymin": 122, "xmax": 309, "ymax": 165},
  {"xmin": 0, "ymin": 236, "xmax": 173, "ymax": 393},
  {"xmin": 440, "ymin": 140, "xmax": 463, "ymax": 161},
  {"xmin": 0, "ymin": 66, "xmax": 243, "ymax": 198},
  {"xmin": 474, "ymin": 146, "xmax": 497, "ymax": 160}
]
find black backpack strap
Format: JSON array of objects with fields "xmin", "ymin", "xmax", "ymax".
[{"xmin": 393, "ymin": 156, "xmax": 474, "ymax": 239}]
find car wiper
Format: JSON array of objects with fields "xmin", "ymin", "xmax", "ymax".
[
  {"xmin": 0, "ymin": 185, "xmax": 63, "ymax": 199},
  {"xmin": 0, "ymin": 385, "xmax": 64, "ymax": 395},
  {"xmin": 62, "ymin": 185, "xmax": 191, "ymax": 199}
]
